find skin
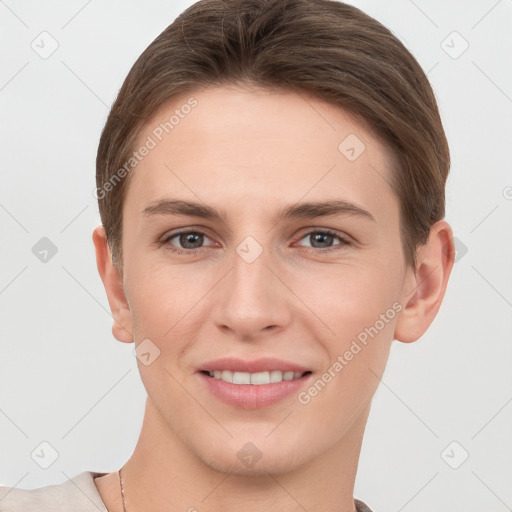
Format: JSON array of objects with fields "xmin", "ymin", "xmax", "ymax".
[{"xmin": 93, "ymin": 85, "xmax": 454, "ymax": 512}]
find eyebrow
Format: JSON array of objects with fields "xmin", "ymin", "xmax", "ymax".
[{"xmin": 142, "ymin": 199, "xmax": 376, "ymax": 223}]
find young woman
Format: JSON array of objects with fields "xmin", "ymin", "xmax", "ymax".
[{"xmin": 0, "ymin": 1, "xmax": 454, "ymax": 510}]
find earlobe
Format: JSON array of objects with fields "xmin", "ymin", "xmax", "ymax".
[
  {"xmin": 394, "ymin": 220, "xmax": 455, "ymax": 343},
  {"xmin": 92, "ymin": 226, "xmax": 133, "ymax": 343}
]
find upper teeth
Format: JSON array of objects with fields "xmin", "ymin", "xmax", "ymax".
[{"xmin": 208, "ymin": 370, "xmax": 304, "ymax": 385}]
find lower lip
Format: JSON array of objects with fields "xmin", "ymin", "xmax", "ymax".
[{"xmin": 199, "ymin": 372, "xmax": 311, "ymax": 410}]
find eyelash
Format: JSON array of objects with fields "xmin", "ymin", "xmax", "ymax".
[{"xmin": 159, "ymin": 228, "xmax": 351, "ymax": 256}]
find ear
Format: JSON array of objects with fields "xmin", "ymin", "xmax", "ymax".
[
  {"xmin": 394, "ymin": 220, "xmax": 455, "ymax": 343},
  {"xmin": 92, "ymin": 225, "xmax": 133, "ymax": 343}
]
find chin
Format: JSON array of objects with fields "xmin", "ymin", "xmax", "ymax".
[
  {"xmin": 199, "ymin": 447, "xmax": 307, "ymax": 478},
  {"xmin": 189, "ymin": 429, "xmax": 314, "ymax": 477}
]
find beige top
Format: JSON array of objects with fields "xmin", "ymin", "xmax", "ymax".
[
  {"xmin": 0, "ymin": 471, "xmax": 108, "ymax": 512},
  {"xmin": 0, "ymin": 471, "xmax": 374, "ymax": 511}
]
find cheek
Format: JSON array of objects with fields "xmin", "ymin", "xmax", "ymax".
[
  {"xmin": 296, "ymin": 294, "xmax": 396, "ymax": 436},
  {"xmin": 125, "ymin": 260, "xmax": 210, "ymax": 348},
  {"xmin": 291, "ymin": 260, "xmax": 402, "ymax": 342},
  {"xmin": 124, "ymin": 266, "xmax": 200, "ymax": 404},
  {"xmin": 291, "ymin": 262, "xmax": 400, "ymax": 413}
]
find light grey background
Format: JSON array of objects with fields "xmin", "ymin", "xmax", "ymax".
[{"xmin": 0, "ymin": 1, "xmax": 511, "ymax": 511}]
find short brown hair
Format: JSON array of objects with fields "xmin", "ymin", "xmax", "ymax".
[{"xmin": 96, "ymin": 0, "xmax": 449, "ymax": 269}]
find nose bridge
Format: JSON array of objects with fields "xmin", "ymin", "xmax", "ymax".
[
  {"xmin": 232, "ymin": 239, "xmax": 271, "ymax": 298},
  {"xmin": 212, "ymin": 234, "xmax": 290, "ymax": 337}
]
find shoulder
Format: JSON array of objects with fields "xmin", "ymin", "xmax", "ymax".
[
  {"xmin": 355, "ymin": 498, "xmax": 375, "ymax": 512},
  {"xmin": 0, "ymin": 471, "xmax": 108, "ymax": 512}
]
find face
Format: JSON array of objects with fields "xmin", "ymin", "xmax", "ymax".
[{"xmin": 116, "ymin": 85, "xmax": 413, "ymax": 475}]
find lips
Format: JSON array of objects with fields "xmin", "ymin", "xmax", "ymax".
[
  {"xmin": 199, "ymin": 356, "xmax": 310, "ymax": 374},
  {"xmin": 197, "ymin": 357, "xmax": 313, "ymax": 409}
]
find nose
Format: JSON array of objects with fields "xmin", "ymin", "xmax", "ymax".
[{"xmin": 211, "ymin": 243, "xmax": 292, "ymax": 341}]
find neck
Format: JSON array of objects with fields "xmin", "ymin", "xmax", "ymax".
[{"xmin": 120, "ymin": 398, "xmax": 369, "ymax": 512}]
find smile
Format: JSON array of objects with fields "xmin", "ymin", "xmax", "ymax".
[{"xmin": 204, "ymin": 370, "xmax": 309, "ymax": 385}]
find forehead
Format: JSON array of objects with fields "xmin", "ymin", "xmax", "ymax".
[{"xmin": 124, "ymin": 85, "xmax": 398, "ymax": 225}]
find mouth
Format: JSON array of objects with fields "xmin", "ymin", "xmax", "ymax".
[
  {"xmin": 201, "ymin": 369, "xmax": 312, "ymax": 385},
  {"xmin": 197, "ymin": 357, "xmax": 313, "ymax": 409}
]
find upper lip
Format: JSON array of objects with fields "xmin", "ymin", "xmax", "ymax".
[{"xmin": 199, "ymin": 357, "xmax": 310, "ymax": 374}]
